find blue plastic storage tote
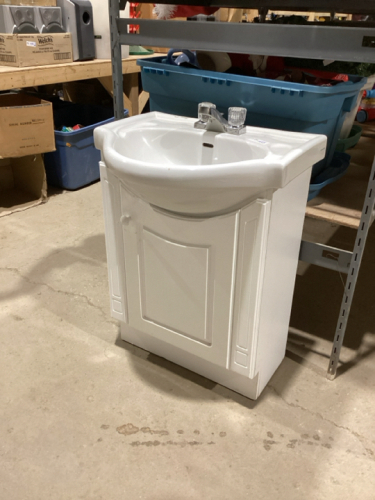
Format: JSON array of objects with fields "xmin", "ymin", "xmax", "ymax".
[
  {"xmin": 308, "ymin": 152, "xmax": 351, "ymax": 201},
  {"xmin": 44, "ymin": 102, "xmax": 128, "ymax": 190},
  {"xmin": 137, "ymin": 56, "xmax": 366, "ymax": 177}
]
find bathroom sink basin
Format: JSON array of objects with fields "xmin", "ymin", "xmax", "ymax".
[{"xmin": 94, "ymin": 112, "xmax": 327, "ymax": 216}]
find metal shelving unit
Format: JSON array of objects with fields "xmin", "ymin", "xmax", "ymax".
[
  {"xmin": 118, "ymin": 20, "xmax": 375, "ymax": 61},
  {"xmin": 108, "ymin": 0, "xmax": 375, "ymax": 379}
]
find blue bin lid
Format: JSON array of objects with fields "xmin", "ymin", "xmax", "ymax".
[{"xmin": 137, "ymin": 56, "xmax": 367, "ymax": 96}]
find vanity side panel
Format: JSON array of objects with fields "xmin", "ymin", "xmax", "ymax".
[
  {"xmin": 256, "ymin": 168, "xmax": 312, "ymax": 396},
  {"xmin": 230, "ymin": 199, "xmax": 271, "ymax": 378},
  {"xmin": 100, "ymin": 162, "xmax": 128, "ymax": 322}
]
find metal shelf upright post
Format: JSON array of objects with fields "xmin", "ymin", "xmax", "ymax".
[{"xmin": 109, "ymin": 0, "xmax": 125, "ymax": 120}]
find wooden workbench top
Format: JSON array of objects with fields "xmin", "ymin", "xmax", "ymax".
[{"xmin": 0, "ymin": 53, "xmax": 165, "ymax": 91}]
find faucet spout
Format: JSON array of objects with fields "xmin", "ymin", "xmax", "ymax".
[{"xmin": 195, "ymin": 102, "xmax": 227, "ymax": 133}]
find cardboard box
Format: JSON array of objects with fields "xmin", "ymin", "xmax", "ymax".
[
  {"xmin": 0, "ymin": 154, "xmax": 47, "ymax": 217},
  {"xmin": 0, "ymin": 33, "xmax": 72, "ymax": 67},
  {"xmin": 0, "ymin": 93, "xmax": 55, "ymax": 158},
  {"xmin": 0, "ymin": 0, "xmax": 56, "ymax": 6}
]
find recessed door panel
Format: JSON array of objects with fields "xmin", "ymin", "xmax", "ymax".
[
  {"xmin": 139, "ymin": 227, "xmax": 212, "ymax": 345},
  {"xmin": 120, "ymin": 186, "xmax": 238, "ymax": 368}
]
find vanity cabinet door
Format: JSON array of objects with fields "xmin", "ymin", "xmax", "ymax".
[{"xmin": 120, "ymin": 185, "xmax": 238, "ymax": 368}]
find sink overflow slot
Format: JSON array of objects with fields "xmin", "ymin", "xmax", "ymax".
[{"xmin": 203, "ymin": 143, "xmax": 214, "ymax": 148}]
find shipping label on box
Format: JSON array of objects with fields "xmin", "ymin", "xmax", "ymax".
[
  {"xmin": 0, "ymin": 94, "xmax": 55, "ymax": 158},
  {"xmin": 0, "ymin": 33, "xmax": 72, "ymax": 67},
  {"xmin": 0, "ymin": 34, "xmax": 17, "ymax": 66}
]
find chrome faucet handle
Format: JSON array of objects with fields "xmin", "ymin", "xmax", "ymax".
[
  {"xmin": 226, "ymin": 107, "xmax": 247, "ymax": 135},
  {"xmin": 228, "ymin": 107, "xmax": 247, "ymax": 127},
  {"xmin": 198, "ymin": 102, "xmax": 216, "ymax": 122}
]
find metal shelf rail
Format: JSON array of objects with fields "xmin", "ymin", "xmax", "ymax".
[{"xmin": 108, "ymin": 0, "xmax": 375, "ymax": 379}]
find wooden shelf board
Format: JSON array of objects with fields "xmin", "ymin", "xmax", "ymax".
[
  {"xmin": 305, "ymin": 126, "xmax": 375, "ymax": 229},
  {"xmin": 0, "ymin": 53, "xmax": 165, "ymax": 91}
]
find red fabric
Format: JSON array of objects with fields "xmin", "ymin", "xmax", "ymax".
[
  {"xmin": 172, "ymin": 6, "xmax": 218, "ymax": 17},
  {"xmin": 228, "ymin": 53, "xmax": 254, "ymax": 74},
  {"xmin": 266, "ymin": 56, "xmax": 285, "ymax": 72},
  {"xmin": 154, "ymin": 5, "xmax": 218, "ymax": 19},
  {"xmin": 228, "ymin": 54, "xmax": 285, "ymax": 77}
]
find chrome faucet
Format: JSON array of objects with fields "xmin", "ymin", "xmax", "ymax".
[{"xmin": 194, "ymin": 102, "xmax": 247, "ymax": 135}]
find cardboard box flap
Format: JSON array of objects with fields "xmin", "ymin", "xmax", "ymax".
[
  {"xmin": 0, "ymin": 93, "xmax": 51, "ymax": 108},
  {"xmin": 0, "ymin": 155, "xmax": 47, "ymax": 217}
]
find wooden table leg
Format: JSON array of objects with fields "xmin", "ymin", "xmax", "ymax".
[
  {"xmin": 123, "ymin": 73, "xmax": 139, "ymax": 116},
  {"xmin": 98, "ymin": 76, "xmax": 133, "ymax": 116},
  {"xmin": 98, "ymin": 73, "xmax": 149, "ymax": 117},
  {"xmin": 138, "ymin": 90, "xmax": 149, "ymax": 114}
]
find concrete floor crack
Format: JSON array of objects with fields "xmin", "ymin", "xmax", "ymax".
[
  {"xmin": 2, "ymin": 266, "xmax": 116, "ymax": 325},
  {"xmin": 267, "ymin": 384, "xmax": 375, "ymax": 460}
]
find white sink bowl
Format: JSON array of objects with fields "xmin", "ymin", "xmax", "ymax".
[{"xmin": 94, "ymin": 112, "xmax": 327, "ymax": 216}]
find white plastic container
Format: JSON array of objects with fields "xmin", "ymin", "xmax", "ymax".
[{"xmin": 90, "ymin": 0, "xmax": 129, "ymax": 59}]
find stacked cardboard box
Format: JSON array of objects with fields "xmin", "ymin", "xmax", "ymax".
[
  {"xmin": 0, "ymin": 33, "xmax": 72, "ymax": 67},
  {"xmin": 0, "ymin": 93, "xmax": 55, "ymax": 215}
]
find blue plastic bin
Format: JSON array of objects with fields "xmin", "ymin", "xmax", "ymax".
[
  {"xmin": 44, "ymin": 102, "xmax": 128, "ymax": 190},
  {"xmin": 308, "ymin": 152, "xmax": 351, "ymax": 201},
  {"xmin": 137, "ymin": 56, "xmax": 366, "ymax": 177}
]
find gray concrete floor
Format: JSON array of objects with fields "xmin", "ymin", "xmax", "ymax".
[{"xmin": 0, "ymin": 182, "xmax": 374, "ymax": 500}]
